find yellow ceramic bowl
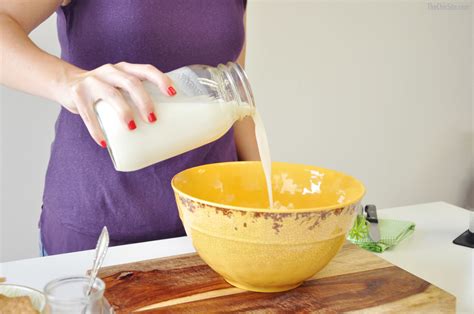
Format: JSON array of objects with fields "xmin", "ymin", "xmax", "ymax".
[{"xmin": 172, "ymin": 162, "xmax": 365, "ymax": 292}]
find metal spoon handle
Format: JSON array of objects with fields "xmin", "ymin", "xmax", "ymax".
[{"xmin": 86, "ymin": 226, "xmax": 109, "ymax": 296}]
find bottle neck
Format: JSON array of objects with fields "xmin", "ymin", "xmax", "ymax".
[{"xmin": 217, "ymin": 62, "xmax": 256, "ymax": 120}]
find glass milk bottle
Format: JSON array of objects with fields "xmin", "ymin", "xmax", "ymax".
[{"xmin": 95, "ymin": 62, "xmax": 256, "ymax": 172}]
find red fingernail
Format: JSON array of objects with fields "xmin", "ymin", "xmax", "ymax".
[
  {"xmin": 167, "ymin": 86, "xmax": 176, "ymax": 96},
  {"xmin": 128, "ymin": 120, "xmax": 137, "ymax": 130},
  {"xmin": 148, "ymin": 112, "xmax": 157, "ymax": 123},
  {"xmin": 100, "ymin": 140, "xmax": 107, "ymax": 148}
]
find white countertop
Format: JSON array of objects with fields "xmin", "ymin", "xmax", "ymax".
[
  {"xmin": 376, "ymin": 202, "xmax": 473, "ymax": 313},
  {"xmin": 1, "ymin": 202, "xmax": 473, "ymax": 313}
]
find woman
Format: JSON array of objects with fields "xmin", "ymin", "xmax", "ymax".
[{"xmin": 0, "ymin": 0, "xmax": 258, "ymax": 255}]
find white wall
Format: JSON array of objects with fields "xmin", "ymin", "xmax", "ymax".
[
  {"xmin": 246, "ymin": 0, "xmax": 473, "ymax": 207},
  {"xmin": 1, "ymin": 0, "xmax": 472, "ymax": 262},
  {"xmin": 471, "ymin": 2, "xmax": 474, "ymax": 210}
]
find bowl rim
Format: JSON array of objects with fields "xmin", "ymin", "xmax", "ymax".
[
  {"xmin": 171, "ymin": 161, "xmax": 366, "ymax": 213},
  {"xmin": 0, "ymin": 283, "xmax": 46, "ymax": 310}
]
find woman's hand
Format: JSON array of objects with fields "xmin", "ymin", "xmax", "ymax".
[{"xmin": 60, "ymin": 62, "xmax": 177, "ymax": 147}]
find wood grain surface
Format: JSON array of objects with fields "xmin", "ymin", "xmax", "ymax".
[{"xmin": 97, "ymin": 242, "xmax": 455, "ymax": 313}]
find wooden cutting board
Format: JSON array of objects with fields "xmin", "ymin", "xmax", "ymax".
[{"xmin": 97, "ymin": 242, "xmax": 455, "ymax": 313}]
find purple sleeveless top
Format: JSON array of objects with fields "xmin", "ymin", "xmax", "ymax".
[{"xmin": 40, "ymin": 0, "xmax": 245, "ymax": 255}]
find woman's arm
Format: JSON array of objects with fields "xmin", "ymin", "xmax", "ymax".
[
  {"xmin": 0, "ymin": 1, "xmax": 80, "ymax": 103},
  {"xmin": 233, "ymin": 13, "xmax": 261, "ymax": 161},
  {"xmin": 0, "ymin": 1, "xmax": 174, "ymax": 147}
]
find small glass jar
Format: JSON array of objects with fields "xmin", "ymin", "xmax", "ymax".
[
  {"xmin": 44, "ymin": 276, "xmax": 112, "ymax": 313},
  {"xmin": 95, "ymin": 62, "xmax": 256, "ymax": 172}
]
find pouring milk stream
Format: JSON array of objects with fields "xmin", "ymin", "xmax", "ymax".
[{"xmin": 96, "ymin": 62, "xmax": 274, "ymax": 208}]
